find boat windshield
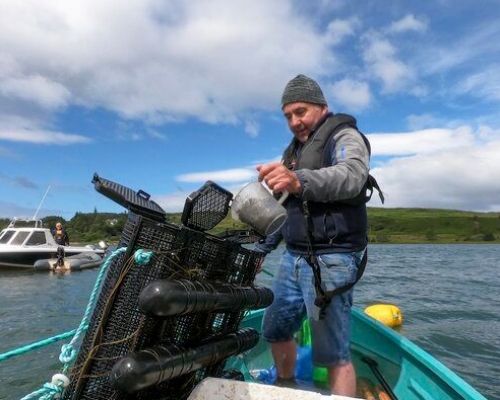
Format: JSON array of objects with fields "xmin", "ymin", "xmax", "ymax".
[
  {"xmin": 7, "ymin": 219, "xmax": 43, "ymax": 229},
  {"xmin": 25, "ymin": 231, "xmax": 47, "ymax": 246},
  {"xmin": 11, "ymin": 231, "xmax": 30, "ymax": 245},
  {"xmin": 0, "ymin": 230, "xmax": 16, "ymax": 244}
]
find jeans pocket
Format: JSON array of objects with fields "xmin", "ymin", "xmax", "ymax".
[{"xmin": 316, "ymin": 253, "xmax": 358, "ymax": 292}]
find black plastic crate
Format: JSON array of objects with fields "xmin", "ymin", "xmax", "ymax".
[{"xmin": 63, "ymin": 212, "xmax": 264, "ymax": 400}]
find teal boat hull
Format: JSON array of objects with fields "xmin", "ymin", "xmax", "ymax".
[{"xmin": 228, "ymin": 308, "xmax": 486, "ymax": 400}]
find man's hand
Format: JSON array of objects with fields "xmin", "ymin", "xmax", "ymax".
[{"xmin": 256, "ymin": 162, "xmax": 302, "ymax": 194}]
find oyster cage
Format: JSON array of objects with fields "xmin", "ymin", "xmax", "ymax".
[
  {"xmin": 62, "ymin": 175, "xmax": 272, "ymax": 400},
  {"xmin": 181, "ymin": 180, "xmax": 233, "ymax": 231}
]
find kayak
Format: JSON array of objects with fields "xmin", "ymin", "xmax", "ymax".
[{"xmin": 226, "ymin": 307, "xmax": 487, "ymax": 400}]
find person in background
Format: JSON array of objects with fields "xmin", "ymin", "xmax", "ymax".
[
  {"xmin": 255, "ymin": 74, "xmax": 373, "ymax": 396},
  {"xmin": 52, "ymin": 222, "xmax": 70, "ymax": 246}
]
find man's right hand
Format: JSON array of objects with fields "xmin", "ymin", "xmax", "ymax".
[{"xmin": 256, "ymin": 162, "xmax": 302, "ymax": 194}]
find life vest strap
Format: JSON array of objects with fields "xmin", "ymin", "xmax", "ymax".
[{"xmin": 302, "ymin": 200, "xmax": 368, "ymax": 319}]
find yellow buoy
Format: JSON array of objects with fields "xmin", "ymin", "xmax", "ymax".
[{"xmin": 364, "ymin": 304, "xmax": 403, "ymax": 328}]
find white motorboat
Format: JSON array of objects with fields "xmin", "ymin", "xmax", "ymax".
[{"xmin": 0, "ymin": 218, "xmax": 106, "ymax": 270}]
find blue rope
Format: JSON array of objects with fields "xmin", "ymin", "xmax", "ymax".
[
  {"xmin": 58, "ymin": 247, "xmax": 128, "ymax": 368},
  {"xmin": 20, "ymin": 246, "xmax": 139, "ymax": 400},
  {"xmin": 261, "ymin": 269, "xmax": 274, "ymax": 277},
  {"xmin": 0, "ymin": 329, "xmax": 78, "ymax": 363},
  {"xmin": 20, "ymin": 383, "xmax": 64, "ymax": 400},
  {"xmin": 134, "ymin": 248, "xmax": 154, "ymax": 265}
]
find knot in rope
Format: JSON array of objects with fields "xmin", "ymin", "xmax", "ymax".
[
  {"xmin": 20, "ymin": 380, "xmax": 64, "ymax": 400},
  {"xmin": 59, "ymin": 343, "xmax": 76, "ymax": 364},
  {"xmin": 40, "ymin": 381, "xmax": 64, "ymax": 400},
  {"xmin": 134, "ymin": 249, "xmax": 153, "ymax": 265}
]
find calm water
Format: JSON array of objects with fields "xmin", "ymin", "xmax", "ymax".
[{"xmin": 1, "ymin": 244, "xmax": 499, "ymax": 400}]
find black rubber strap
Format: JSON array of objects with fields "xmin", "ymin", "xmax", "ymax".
[
  {"xmin": 361, "ymin": 356, "xmax": 399, "ymax": 400},
  {"xmin": 366, "ymin": 174, "xmax": 385, "ymax": 204},
  {"xmin": 302, "ymin": 201, "xmax": 331, "ymax": 319},
  {"xmin": 302, "ymin": 201, "xmax": 367, "ymax": 319},
  {"xmin": 322, "ymin": 249, "xmax": 367, "ymax": 299}
]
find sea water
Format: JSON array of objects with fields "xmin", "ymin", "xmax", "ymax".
[{"xmin": 0, "ymin": 244, "xmax": 499, "ymax": 400}]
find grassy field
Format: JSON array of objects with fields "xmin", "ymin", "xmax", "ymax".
[
  {"xmin": 2, "ymin": 207, "xmax": 500, "ymax": 244},
  {"xmin": 366, "ymin": 207, "xmax": 500, "ymax": 243},
  {"xmin": 168, "ymin": 207, "xmax": 500, "ymax": 244}
]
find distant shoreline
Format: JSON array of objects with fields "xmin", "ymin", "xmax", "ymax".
[{"xmin": 2, "ymin": 207, "xmax": 499, "ymax": 244}]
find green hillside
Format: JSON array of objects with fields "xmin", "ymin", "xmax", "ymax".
[
  {"xmin": 367, "ymin": 207, "xmax": 500, "ymax": 243},
  {"xmin": 1, "ymin": 207, "xmax": 499, "ymax": 244},
  {"xmin": 165, "ymin": 207, "xmax": 500, "ymax": 243}
]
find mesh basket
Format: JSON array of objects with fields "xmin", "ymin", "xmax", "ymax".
[
  {"xmin": 181, "ymin": 181, "xmax": 233, "ymax": 231},
  {"xmin": 62, "ymin": 212, "xmax": 264, "ymax": 400},
  {"xmin": 216, "ymin": 229, "xmax": 263, "ymax": 244}
]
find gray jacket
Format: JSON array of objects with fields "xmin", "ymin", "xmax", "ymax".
[{"xmin": 256, "ymin": 113, "xmax": 370, "ymax": 254}]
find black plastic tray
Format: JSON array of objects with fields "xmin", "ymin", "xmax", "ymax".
[{"xmin": 92, "ymin": 173, "xmax": 166, "ymax": 222}]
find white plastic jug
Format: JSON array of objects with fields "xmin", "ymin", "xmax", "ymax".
[{"xmin": 231, "ymin": 182, "xmax": 288, "ymax": 236}]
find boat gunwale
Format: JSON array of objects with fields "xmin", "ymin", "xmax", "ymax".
[{"xmin": 240, "ymin": 308, "xmax": 487, "ymax": 400}]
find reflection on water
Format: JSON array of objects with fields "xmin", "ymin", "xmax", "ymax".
[{"xmin": 0, "ymin": 244, "xmax": 499, "ymax": 400}]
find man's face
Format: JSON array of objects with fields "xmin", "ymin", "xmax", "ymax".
[
  {"xmin": 56, "ymin": 224, "xmax": 62, "ymax": 229},
  {"xmin": 283, "ymin": 102, "xmax": 328, "ymax": 143}
]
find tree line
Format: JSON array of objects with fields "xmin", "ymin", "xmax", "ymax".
[{"xmin": 1, "ymin": 207, "xmax": 499, "ymax": 244}]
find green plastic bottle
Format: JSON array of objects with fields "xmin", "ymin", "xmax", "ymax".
[{"xmin": 297, "ymin": 319, "xmax": 328, "ymax": 384}]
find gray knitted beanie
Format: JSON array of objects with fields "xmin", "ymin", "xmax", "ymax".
[{"xmin": 281, "ymin": 74, "xmax": 327, "ymax": 108}]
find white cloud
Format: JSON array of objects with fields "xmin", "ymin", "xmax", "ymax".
[
  {"xmin": 387, "ymin": 14, "xmax": 427, "ymax": 34},
  {"xmin": 0, "ymin": 0, "xmax": 335, "ymax": 123},
  {"xmin": 244, "ymin": 119, "xmax": 260, "ymax": 138},
  {"xmin": 329, "ymin": 79, "xmax": 372, "ymax": 110},
  {"xmin": 372, "ymin": 140, "xmax": 500, "ymax": 211},
  {"xmin": 418, "ymin": 22, "xmax": 500, "ymax": 75},
  {"xmin": 153, "ymin": 192, "xmax": 189, "ymax": 213},
  {"xmin": 453, "ymin": 66, "xmax": 500, "ymax": 102},
  {"xmin": 176, "ymin": 168, "xmax": 257, "ymax": 183},
  {"xmin": 154, "ymin": 181, "xmax": 250, "ymax": 213},
  {"xmin": 1, "ymin": 75, "xmax": 70, "ymax": 109},
  {"xmin": 362, "ymin": 35, "xmax": 414, "ymax": 93},
  {"xmin": 146, "ymin": 129, "xmax": 167, "ymax": 140},
  {"xmin": 0, "ymin": 115, "xmax": 91, "ymax": 145},
  {"xmin": 368, "ymin": 126, "xmax": 500, "ymax": 211},
  {"xmin": 367, "ymin": 126, "xmax": 475, "ymax": 156},
  {"xmin": 0, "ymin": 127, "xmax": 91, "ymax": 144},
  {"xmin": 406, "ymin": 113, "xmax": 445, "ymax": 130},
  {"xmin": 324, "ymin": 18, "xmax": 359, "ymax": 46}
]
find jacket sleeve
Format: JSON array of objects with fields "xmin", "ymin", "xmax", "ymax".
[
  {"xmin": 294, "ymin": 127, "xmax": 369, "ymax": 203},
  {"xmin": 254, "ymin": 229, "xmax": 283, "ymax": 255}
]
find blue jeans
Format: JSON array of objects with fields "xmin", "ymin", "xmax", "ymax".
[{"xmin": 262, "ymin": 248, "xmax": 365, "ymax": 366}]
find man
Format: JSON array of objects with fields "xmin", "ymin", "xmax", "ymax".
[
  {"xmin": 52, "ymin": 222, "xmax": 70, "ymax": 246},
  {"xmin": 255, "ymin": 74, "xmax": 371, "ymax": 396}
]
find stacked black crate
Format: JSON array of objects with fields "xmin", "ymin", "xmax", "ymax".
[{"xmin": 62, "ymin": 175, "xmax": 272, "ymax": 400}]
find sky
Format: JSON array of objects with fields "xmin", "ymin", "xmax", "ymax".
[{"xmin": 1, "ymin": 0, "xmax": 500, "ymax": 219}]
